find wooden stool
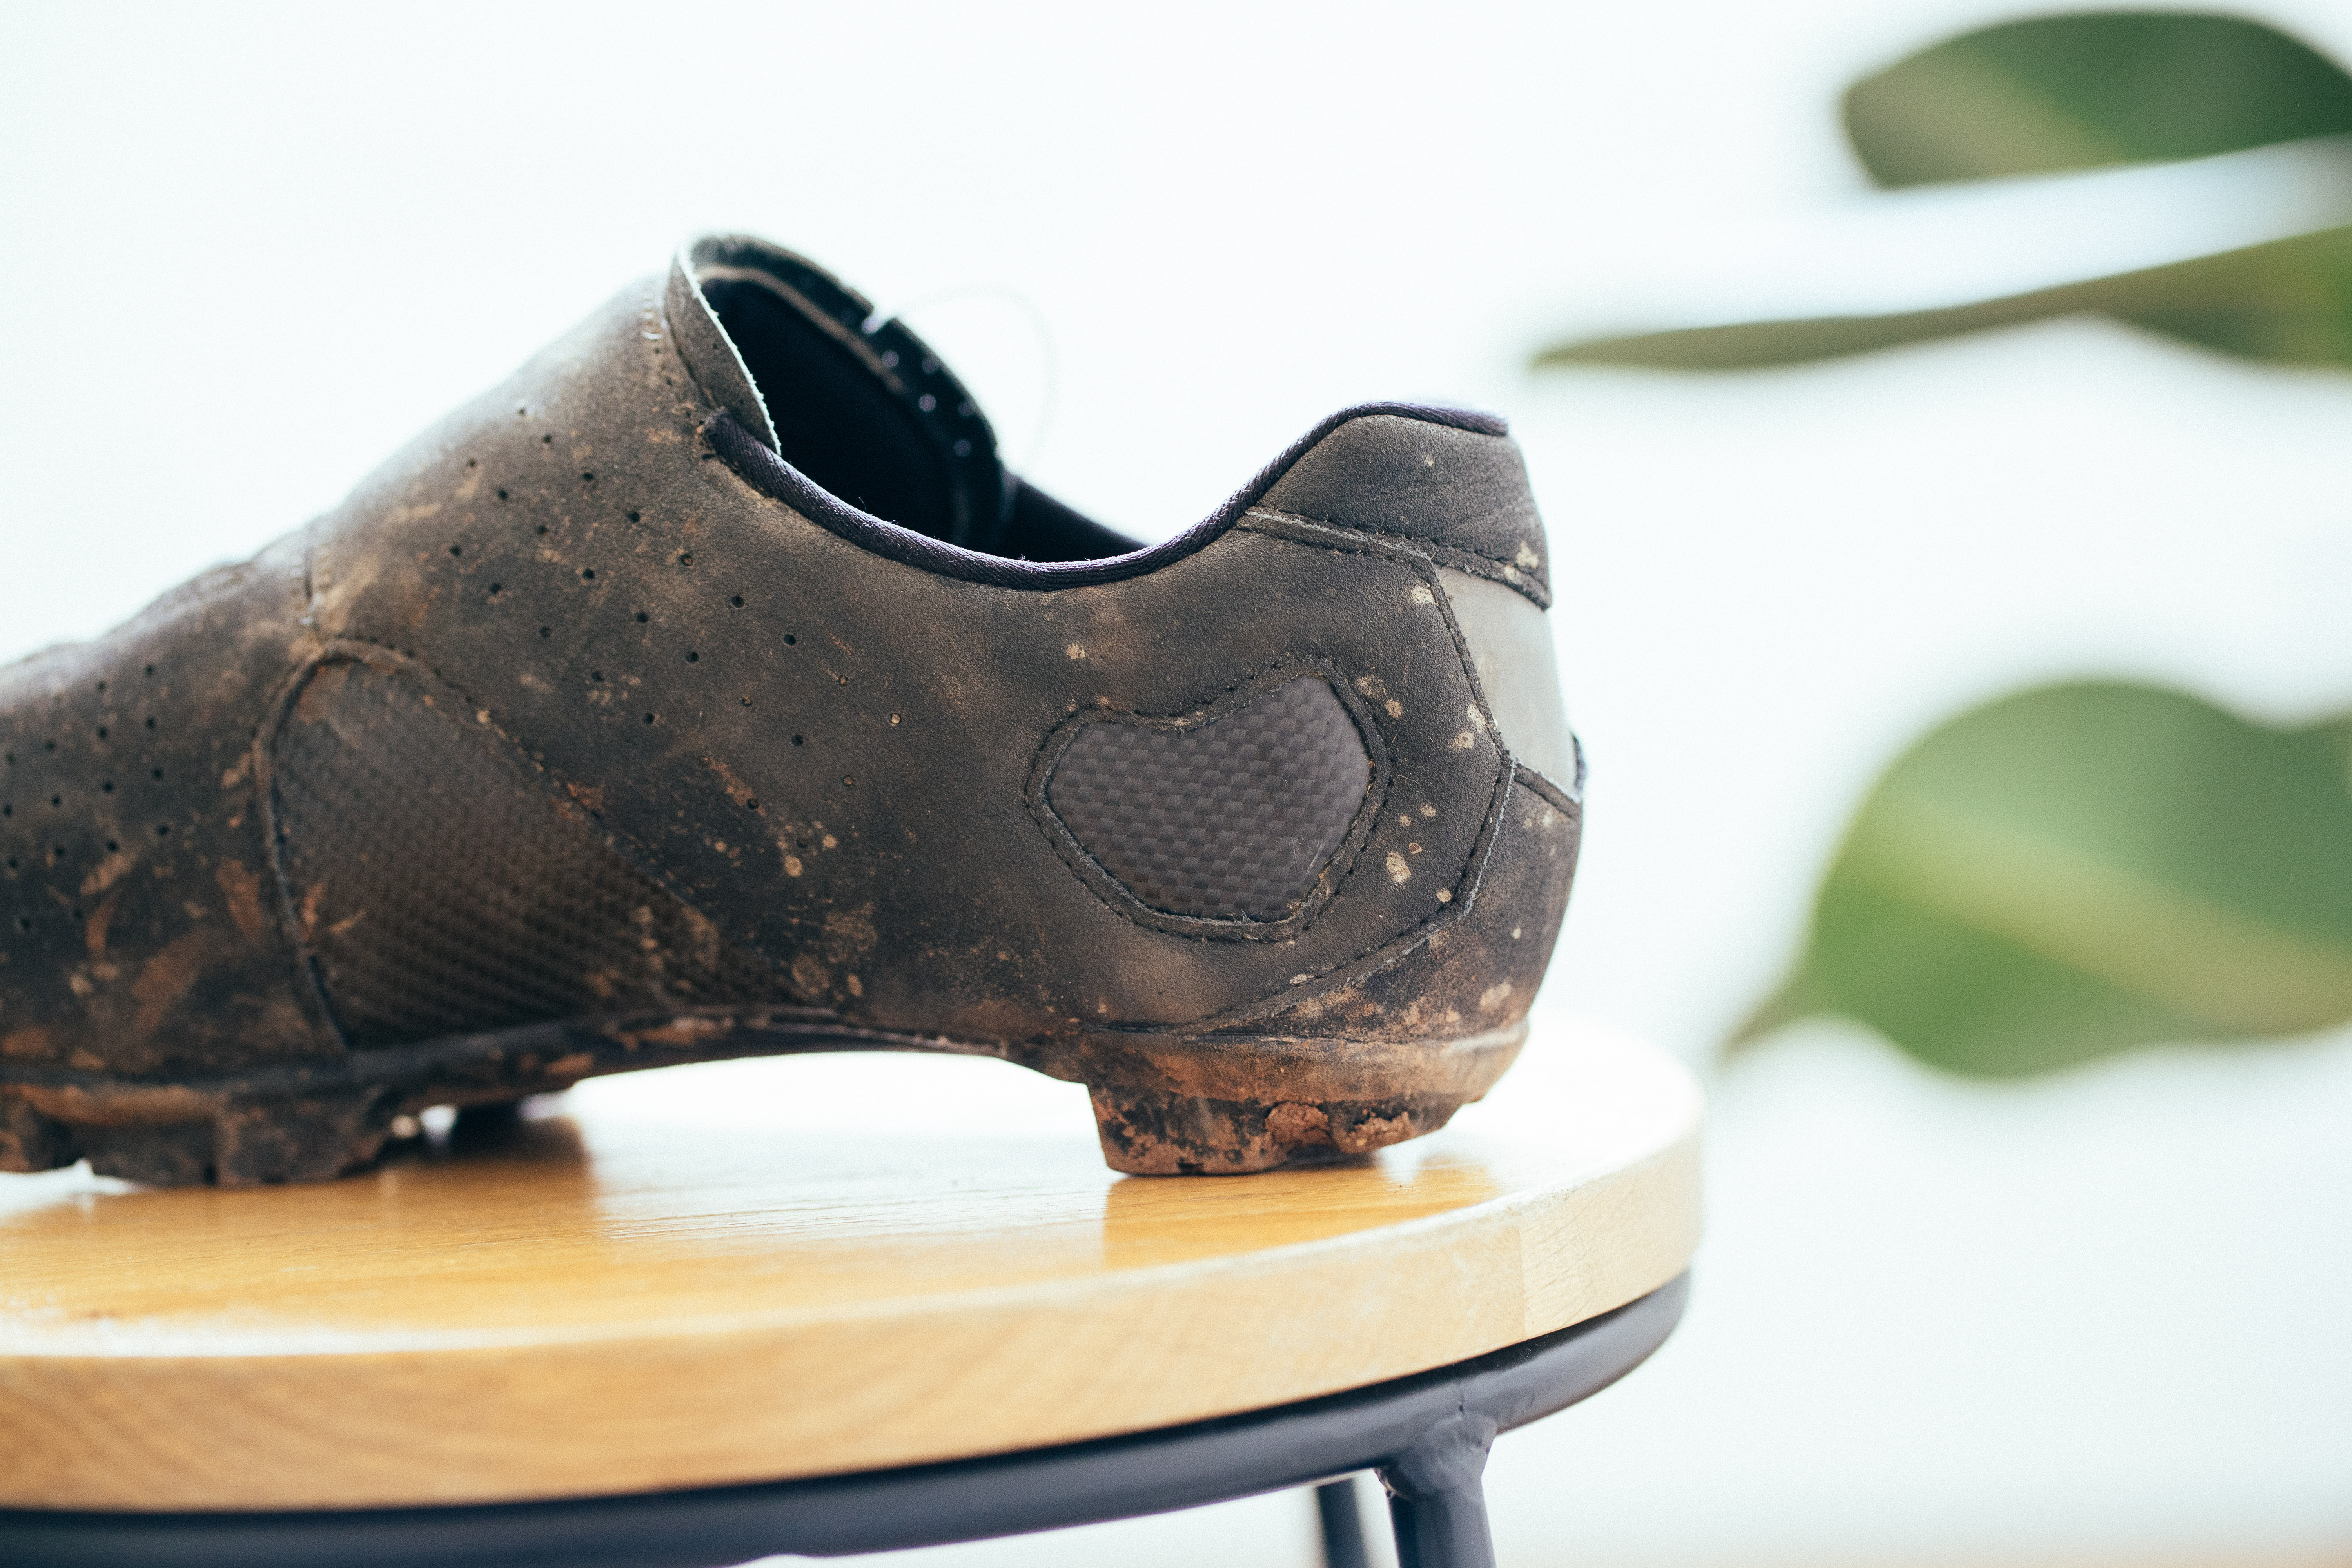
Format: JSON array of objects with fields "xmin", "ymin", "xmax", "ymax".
[{"xmin": 0, "ymin": 1020, "xmax": 1700, "ymax": 1568}]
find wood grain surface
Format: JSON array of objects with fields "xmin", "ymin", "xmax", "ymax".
[{"xmin": 0, "ymin": 1018, "xmax": 1700, "ymax": 1511}]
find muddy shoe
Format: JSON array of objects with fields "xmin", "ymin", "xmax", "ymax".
[{"xmin": 0, "ymin": 235, "xmax": 1582, "ymax": 1186}]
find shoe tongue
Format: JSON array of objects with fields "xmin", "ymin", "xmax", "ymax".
[{"xmin": 687, "ymin": 240, "xmax": 1011, "ymax": 553}]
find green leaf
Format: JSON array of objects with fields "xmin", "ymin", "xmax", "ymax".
[
  {"xmin": 1844, "ymin": 11, "xmax": 2352, "ymax": 187},
  {"xmin": 1739, "ymin": 684, "xmax": 2352, "ymax": 1076},
  {"xmin": 1534, "ymin": 224, "xmax": 2352, "ymax": 371}
]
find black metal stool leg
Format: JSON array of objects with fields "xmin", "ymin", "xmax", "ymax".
[
  {"xmin": 1315, "ymin": 1477, "xmax": 1372, "ymax": 1568},
  {"xmin": 1378, "ymin": 1412, "xmax": 1498, "ymax": 1568},
  {"xmin": 1385, "ymin": 1480, "xmax": 1491, "ymax": 1568}
]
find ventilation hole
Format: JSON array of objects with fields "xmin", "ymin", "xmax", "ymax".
[
  {"xmin": 581, "ymin": 569, "xmax": 596, "ymax": 581},
  {"xmin": 635, "ymin": 611, "xmax": 649, "ymax": 624},
  {"xmin": 539, "ymin": 626, "xmax": 552, "ymax": 639},
  {"xmin": 791, "ymin": 734, "xmax": 804, "ymax": 746},
  {"xmin": 590, "ymin": 670, "xmax": 604, "ymax": 682},
  {"xmin": 5, "ymin": 857, "xmax": 15, "ymax": 869},
  {"xmin": 100, "ymin": 781, "xmax": 113, "ymax": 793},
  {"xmin": 51, "ymin": 845, "xmax": 64, "ymax": 859},
  {"xmin": 105, "ymin": 839, "xmax": 117, "ymax": 852},
  {"xmin": 740, "ymin": 696, "xmax": 752, "ymax": 707},
  {"xmin": 679, "ymin": 552, "xmax": 693, "ymax": 566},
  {"xmin": 15, "ymin": 917, "xmax": 28, "ymax": 931},
  {"xmin": 145, "ymin": 717, "xmax": 156, "ymax": 729},
  {"xmin": 154, "ymin": 824, "xmax": 171, "ymax": 837},
  {"xmin": 95, "ymin": 727, "xmax": 107, "ymax": 740},
  {"xmin": 643, "ymin": 713, "xmax": 657, "ymax": 725},
  {"xmin": 730, "ymin": 596, "xmax": 745, "ymax": 608},
  {"xmin": 542, "ymin": 434, "xmax": 553, "ymax": 444},
  {"xmin": 628, "ymin": 510, "xmax": 641, "ymax": 523},
  {"xmin": 96, "ymin": 681, "xmax": 107, "ymax": 693},
  {"xmin": 784, "ymin": 634, "xmax": 797, "ymax": 646},
  {"xmin": 581, "ymin": 472, "xmax": 595, "ymax": 483},
  {"xmin": 685, "ymin": 651, "xmax": 699, "ymax": 664},
  {"xmin": 151, "ymin": 768, "xmax": 163, "ymax": 780},
  {"xmin": 797, "ymin": 839, "xmax": 808, "ymax": 848},
  {"xmin": 488, "ymin": 584, "xmax": 503, "ymax": 596},
  {"xmin": 143, "ymin": 664, "xmax": 154, "ymax": 677},
  {"xmin": 0, "ymin": 804, "xmax": 8, "ymax": 815},
  {"xmin": 70, "ymin": 907, "xmax": 81, "ymax": 921},
  {"xmin": 43, "ymin": 741, "xmax": 55, "ymax": 752},
  {"xmin": 467, "ymin": 458, "xmax": 479, "ymax": 468},
  {"xmin": 744, "ymin": 798, "xmax": 759, "ymax": 811},
  {"xmin": 49, "ymin": 795, "xmax": 60, "ymax": 807},
  {"xmin": 450, "ymin": 545, "xmax": 465, "ymax": 558}
]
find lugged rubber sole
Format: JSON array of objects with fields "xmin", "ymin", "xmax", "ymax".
[
  {"xmin": 1054, "ymin": 1027, "xmax": 1524, "ymax": 1175},
  {"xmin": 0, "ymin": 1012, "xmax": 1526, "ymax": 1187}
]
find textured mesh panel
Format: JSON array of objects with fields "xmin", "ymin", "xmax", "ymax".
[
  {"xmin": 272, "ymin": 661, "xmax": 791, "ymax": 1050},
  {"xmin": 1047, "ymin": 677, "xmax": 1370, "ymax": 921}
]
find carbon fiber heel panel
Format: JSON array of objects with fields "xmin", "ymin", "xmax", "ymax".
[
  {"xmin": 271, "ymin": 659, "xmax": 794, "ymax": 1051},
  {"xmin": 1045, "ymin": 677, "xmax": 1371, "ymax": 922}
]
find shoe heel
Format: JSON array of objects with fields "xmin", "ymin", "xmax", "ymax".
[
  {"xmin": 1087, "ymin": 1083, "xmax": 1436, "ymax": 1175},
  {"xmin": 1073, "ymin": 1025, "xmax": 1525, "ymax": 1176}
]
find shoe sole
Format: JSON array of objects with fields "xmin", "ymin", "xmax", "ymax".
[{"xmin": 0, "ymin": 1015, "xmax": 1525, "ymax": 1185}]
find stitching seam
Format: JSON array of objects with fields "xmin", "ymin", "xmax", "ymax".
[
  {"xmin": 1165, "ymin": 515, "xmax": 1519, "ymax": 1020},
  {"xmin": 1517, "ymin": 765, "xmax": 1581, "ymax": 817},
  {"xmin": 1246, "ymin": 508, "xmax": 1552, "ymax": 608},
  {"xmin": 265, "ymin": 642, "xmax": 815, "ymax": 1027}
]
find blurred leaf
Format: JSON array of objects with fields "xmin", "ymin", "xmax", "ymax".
[
  {"xmin": 1844, "ymin": 11, "xmax": 2352, "ymax": 187},
  {"xmin": 1739, "ymin": 684, "xmax": 2352, "ymax": 1076},
  {"xmin": 1536, "ymin": 224, "xmax": 2352, "ymax": 370}
]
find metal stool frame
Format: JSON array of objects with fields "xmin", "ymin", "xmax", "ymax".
[{"xmin": 3, "ymin": 1275, "xmax": 1687, "ymax": 1568}]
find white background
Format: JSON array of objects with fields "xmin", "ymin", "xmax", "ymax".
[{"xmin": 4, "ymin": 3, "xmax": 2350, "ymax": 1563}]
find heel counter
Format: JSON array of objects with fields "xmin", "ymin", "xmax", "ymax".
[
  {"xmin": 1258, "ymin": 409, "xmax": 1553, "ymax": 607},
  {"xmin": 1256, "ymin": 408, "xmax": 1576, "ymax": 799},
  {"xmin": 1442, "ymin": 566, "xmax": 1581, "ymax": 803},
  {"xmin": 1236, "ymin": 409, "xmax": 1582, "ymax": 1042},
  {"xmin": 1247, "ymin": 773, "xmax": 1580, "ymax": 1044}
]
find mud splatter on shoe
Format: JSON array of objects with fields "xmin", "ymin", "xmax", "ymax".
[{"xmin": 0, "ymin": 236, "xmax": 1583, "ymax": 1185}]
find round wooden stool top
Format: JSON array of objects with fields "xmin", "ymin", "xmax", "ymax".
[{"xmin": 0, "ymin": 1018, "xmax": 1701, "ymax": 1514}]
